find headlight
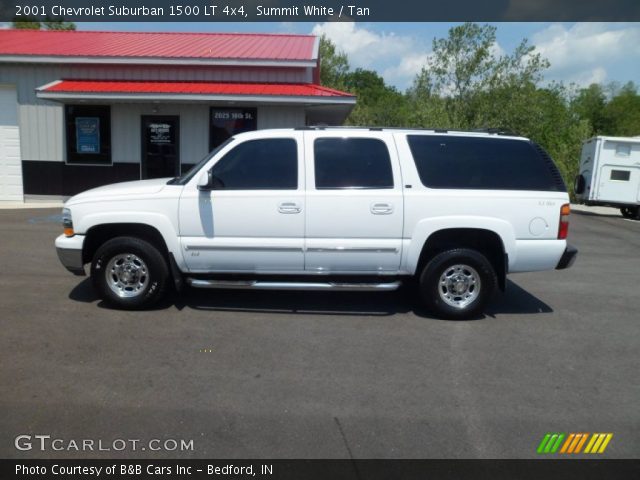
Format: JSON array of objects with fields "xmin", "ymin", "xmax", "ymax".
[{"xmin": 62, "ymin": 208, "xmax": 74, "ymax": 237}]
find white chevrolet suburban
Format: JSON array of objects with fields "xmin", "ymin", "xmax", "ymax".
[{"xmin": 55, "ymin": 127, "xmax": 577, "ymax": 319}]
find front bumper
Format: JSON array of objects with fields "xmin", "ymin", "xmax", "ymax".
[
  {"xmin": 55, "ymin": 234, "xmax": 86, "ymax": 276},
  {"xmin": 556, "ymin": 244, "xmax": 578, "ymax": 270}
]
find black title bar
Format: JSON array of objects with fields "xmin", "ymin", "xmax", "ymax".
[
  {"xmin": 1, "ymin": 0, "xmax": 640, "ymax": 22},
  {"xmin": 3, "ymin": 459, "xmax": 640, "ymax": 480}
]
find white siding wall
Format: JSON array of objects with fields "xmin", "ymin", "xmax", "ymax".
[{"xmin": 0, "ymin": 63, "xmax": 310, "ymax": 165}]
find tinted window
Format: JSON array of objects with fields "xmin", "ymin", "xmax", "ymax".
[
  {"xmin": 314, "ymin": 138, "xmax": 394, "ymax": 189},
  {"xmin": 210, "ymin": 138, "xmax": 297, "ymax": 190},
  {"xmin": 407, "ymin": 135, "xmax": 565, "ymax": 191}
]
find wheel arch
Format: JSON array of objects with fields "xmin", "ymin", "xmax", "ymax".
[
  {"xmin": 414, "ymin": 227, "xmax": 509, "ymax": 291},
  {"xmin": 82, "ymin": 223, "xmax": 169, "ymax": 265}
]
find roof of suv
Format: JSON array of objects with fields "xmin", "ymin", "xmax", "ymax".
[{"xmin": 238, "ymin": 126, "xmax": 530, "ymax": 141}]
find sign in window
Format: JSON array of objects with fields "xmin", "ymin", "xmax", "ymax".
[{"xmin": 210, "ymin": 108, "xmax": 257, "ymax": 150}]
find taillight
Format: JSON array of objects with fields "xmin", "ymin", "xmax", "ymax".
[{"xmin": 558, "ymin": 204, "xmax": 570, "ymax": 239}]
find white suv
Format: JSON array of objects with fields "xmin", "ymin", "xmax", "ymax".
[{"xmin": 55, "ymin": 127, "xmax": 577, "ymax": 319}]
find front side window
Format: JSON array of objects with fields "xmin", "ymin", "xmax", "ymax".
[
  {"xmin": 314, "ymin": 138, "xmax": 394, "ymax": 189},
  {"xmin": 209, "ymin": 138, "xmax": 297, "ymax": 190},
  {"xmin": 65, "ymin": 105, "xmax": 111, "ymax": 164}
]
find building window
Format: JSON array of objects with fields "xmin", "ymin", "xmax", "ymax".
[
  {"xmin": 610, "ymin": 170, "xmax": 631, "ymax": 181},
  {"xmin": 65, "ymin": 105, "xmax": 111, "ymax": 164},
  {"xmin": 209, "ymin": 107, "xmax": 257, "ymax": 150},
  {"xmin": 314, "ymin": 138, "xmax": 394, "ymax": 189}
]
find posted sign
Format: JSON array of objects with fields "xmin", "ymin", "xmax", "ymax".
[{"xmin": 75, "ymin": 117, "xmax": 100, "ymax": 154}]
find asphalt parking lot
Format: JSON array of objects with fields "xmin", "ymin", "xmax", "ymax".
[{"xmin": 0, "ymin": 208, "xmax": 638, "ymax": 459}]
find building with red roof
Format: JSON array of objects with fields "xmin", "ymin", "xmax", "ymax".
[{"xmin": 0, "ymin": 29, "xmax": 355, "ymax": 200}]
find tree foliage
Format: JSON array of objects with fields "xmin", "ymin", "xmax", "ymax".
[
  {"xmin": 12, "ymin": 17, "xmax": 76, "ymax": 30},
  {"xmin": 600, "ymin": 82, "xmax": 640, "ymax": 137},
  {"xmin": 342, "ymin": 69, "xmax": 409, "ymax": 126},
  {"xmin": 318, "ymin": 35, "xmax": 349, "ymax": 91}
]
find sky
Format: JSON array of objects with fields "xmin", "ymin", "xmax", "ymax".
[{"xmin": 5, "ymin": 21, "xmax": 640, "ymax": 91}]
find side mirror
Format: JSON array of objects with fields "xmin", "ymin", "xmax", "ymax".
[{"xmin": 197, "ymin": 171, "xmax": 212, "ymax": 191}]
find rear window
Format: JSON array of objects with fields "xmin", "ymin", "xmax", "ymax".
[{"xmin": 407, "ymin": 135, "xmax": 565, "ymax": 191}]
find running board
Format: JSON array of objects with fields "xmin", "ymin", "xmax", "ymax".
[{"xmin": 186, "ymin": 278, "xmax": 402, "ymax": 292}]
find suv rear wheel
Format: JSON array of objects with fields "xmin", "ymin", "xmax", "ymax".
[
  {"xmin": 91, "ymin": 236, "xmax": 169, "ymax": 309},
  {"xmin": 419, "ymin": 248, "xmax": 497, "ymax": 319}
]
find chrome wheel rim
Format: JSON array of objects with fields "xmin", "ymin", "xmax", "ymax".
[
  {"xmin": 105, "ymin": 253, "xmax": 149, "ymax": 298},
  {"xmin": 438, "ymin": 264, "xmax": 481, "ymax": 309}
]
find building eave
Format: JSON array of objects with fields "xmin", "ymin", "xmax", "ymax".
[
  {"xmin": 0, "ymin": 55, "xmax": 316, "ymax": 68},
  {"xmin": 36, "ymin": 91, "xmax": 356, "ymax": 105}
]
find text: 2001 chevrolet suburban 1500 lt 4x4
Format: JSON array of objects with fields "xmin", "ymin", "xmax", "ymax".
[{"xmin": 55, "ymin": 127, "xmax": 577, "ymax": 319}]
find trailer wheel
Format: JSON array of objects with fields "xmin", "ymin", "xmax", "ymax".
[
  {"xmin": 574, "ymin": 174, "xmax": 586, "ymax": 195},
  {"xmin": 620, "ymin": 206, "xmax": 640, "ymax": 220}
]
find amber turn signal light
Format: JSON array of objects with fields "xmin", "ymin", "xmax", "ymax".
[{"xmin": 558, "ymin": 203, "xmax": 570, "ymax": 239}]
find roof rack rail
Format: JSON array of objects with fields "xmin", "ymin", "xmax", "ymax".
[
  {"xmin": 471, "ymin": 127, "xmax": 520, "ymax": 136},
  {"xmin": 294, "ymin": 125, "xmax": 522, "ymax": 136}
]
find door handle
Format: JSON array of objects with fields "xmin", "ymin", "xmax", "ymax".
[
  {"xmin": 278, "ymin": 202, "xmax": 302, "ymax": 214},
  {"xmin": 371, "ymin": 203, "xmax": 394, "ymax": 215}
]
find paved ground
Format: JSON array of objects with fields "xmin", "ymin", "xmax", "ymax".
[{"xmin": 0, "ymin": 208, "xmax": 638, "ymax": 459}]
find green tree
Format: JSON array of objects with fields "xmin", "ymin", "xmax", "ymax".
[
  {"xmin": 43, "ymin": 18, "xmax": 76, "ymax": 31},
  {"xmin": 12, "ymin": 16, "xmax": 76, "ymax": 30},
  {"xmin": 571, "ymin": 83, "xmax": 608, "ymax": 134},
  {"xmin": 343, "ymin": 69, "xmax": 409, "ymax": 126},
  {"xmin": 11, "ymin": 18, "xmax": 41, "ymax": 29},
  {"xmin": 410, "ymin": 23, "xmax": 549, "ymax": 128},
  {"xmin": 318, "ymin": 35, "xmax": 349, "ymax": 91},
  {"xmin": 602, "ymin": 82, "xmax": 640, "ymax": 136}
]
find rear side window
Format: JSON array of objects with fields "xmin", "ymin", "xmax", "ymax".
[
  {"xmin": 210, "ymin": 138, "xmax": 297, "ymax": 190},
  {"xmin": 407, "ymin": 135, "xmax": 565, "ymax": 191},
  {"xmin": 314, "ymin": 138, "xmax": 394, "ymax": 189}
]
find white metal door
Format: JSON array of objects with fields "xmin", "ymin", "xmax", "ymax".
[
  {"xmin": 598, "ymin": 165, "xmax": 639, "ymax": 204},
  {"xmin": 303, "ymin": 131, "xmax": 404, "ymax": 273},
  {"xmin": 0, "ymin": 86, "xmax": 22, "ymax": 202},
  {"xmin": 179, "ymin": 133, "xmax": 305, "ymax": 273}
]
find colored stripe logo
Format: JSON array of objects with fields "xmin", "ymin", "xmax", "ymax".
[{"xmin": 537, "ymin": 433, "xmax": 613, "ymax": 454}]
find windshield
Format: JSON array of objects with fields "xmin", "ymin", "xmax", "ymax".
[{"xmin": 168, "ymin": 137, "xmax": 235, "ymax": 186}]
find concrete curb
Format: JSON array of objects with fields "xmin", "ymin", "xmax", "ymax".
[
  {"xmin": 570, "ymin": 203, "xmax": 622, "ymax": 216},
  {"xmin": 0, "ymin": 202, "xmax": 63, "ymax": 210}
]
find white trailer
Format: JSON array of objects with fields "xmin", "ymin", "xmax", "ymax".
[{"xmin": 575, "ymin": 136, "xmax": 640, "ymax": 219}]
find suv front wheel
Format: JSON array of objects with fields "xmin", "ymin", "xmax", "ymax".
[
  {"xmin": 91, "ymin": 236, "xmax": 169, "ymax": 309},
  {"xmin": 418, "ymin": 248, "xmax": 497, "ymax": 320}
]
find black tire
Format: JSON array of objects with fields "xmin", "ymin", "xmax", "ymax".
[
  {"xmin": 574, "ymin": 174, "xmax": 586, "ymax": 195},
  {"xmin": 418, "ymin": 248, "xmax": 497, "ymax": 320},
  {"xmin": 620, "ymin": 206, "xmax": 640, "ymax": 220},
  {"xmin": 91, "ymin": 236, "xmax": 169, "ymax": 309}
]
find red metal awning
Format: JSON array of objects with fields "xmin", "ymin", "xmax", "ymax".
[{"xmin": 36, "ymin": 80, "xmax": 355, "ymax": 105}]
